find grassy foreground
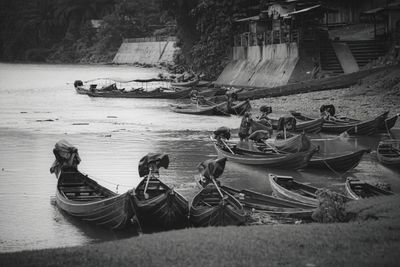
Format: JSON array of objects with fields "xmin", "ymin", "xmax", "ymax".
[{"xmin": 1, "ymin": 195, "xmax": 400, "ymax": 267}]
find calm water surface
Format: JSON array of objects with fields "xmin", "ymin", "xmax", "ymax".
[{"xmin": 0, "ymin": 63, "xmax": 399, "ymax": 253}]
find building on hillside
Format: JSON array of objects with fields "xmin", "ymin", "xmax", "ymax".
[{"xmin": 215, "ymin": 0, "xmax": 397, "ymax": 88}]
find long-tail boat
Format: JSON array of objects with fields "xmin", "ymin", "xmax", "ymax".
[
  {"xmin": 268, "ymin": 174, "xmax": 320, "ymax": 206},
  {"xmin": 170, "ymin": 78, "xmax": 199, "ymax": 87},
  {"xmin": 377, "ymin": 140, "xmax": 400, "ymax": 166},
  {"xmin": 269, "ymin": 115, "xmax": 323, "ymax": 134},
  {"xmin": 131, "ymin": 153, "xmax": 189, "ymax": 231},
  {"xmin": 74, "ymin": 78, "xmax": 194, "ymax": 99},
  {"xmin": 190, "ymin": 158, "xmax": 247, "ymax": 227},
  {"xmin": 211, "ymin": 136, "xmax": 314, "ymax": 170},
  {"xmin": 50, "ymin": 140, "xmax": 139, "ymax": 231},
  {"xmin": 345, "ymin": 179, "xmax": 393, "ymax": 200},
  {"xmin": 170, "ymin": 102, "xmax": 229, "ymax": 116},
  {"xmin": 308, "ymin": 149, "xmax": 369, "ymax": 173},
  {"xmin": 221, "ymin": 186, "xmax": 315, "ymax": 219},
  {"xmin": 290, "ymin": 110, "xmax": 389, "ymax": 135}
]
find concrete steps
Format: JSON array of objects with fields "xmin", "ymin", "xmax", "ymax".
[
  {"xmin": 345, "ymin": 40, "xmax": 386, "ymax": 67},
  {"xmin": 320, "ymin": 42, "xmax": 344, "ymax": 74}
]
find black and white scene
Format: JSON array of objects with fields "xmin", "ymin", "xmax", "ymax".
[{"xmin": 1, "ymin": 0, "xmax": 400, "ymax": 266}]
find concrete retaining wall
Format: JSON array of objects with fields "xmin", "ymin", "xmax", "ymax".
[
  {"xmin": 215, "ymin": 43, "xmax": 299, "ymax": 88},
  {"xmin": 112, "ymin": 41, "xmax": 177, "ymax": 64}
]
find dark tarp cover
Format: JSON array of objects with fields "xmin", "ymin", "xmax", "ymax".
[
  {"xmin": 249, "ymin": 130, "xmax": 271, "ymax": 141},
  {"xmin": 138, "ymin": 153, "xmax": 169, "ymax": 177},
  {"xmin": 213, "ymin": 126, "xmax": 231, "ymax": 140},
  {"xmin": 50, "ymin": 140, "xmax": 81, "ymax": 176},
  {"xmin": 197, "ymin": 158, "xmax": 227, "ymax": 180}
]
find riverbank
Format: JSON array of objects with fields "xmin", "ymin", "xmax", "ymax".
[
  {"xmin": 1, "ymin": 195, "xmax": 399, "ymax": 266},
  {"xmin": 250, "ymin": 67, "xmax": 400, "ymax": 125}
]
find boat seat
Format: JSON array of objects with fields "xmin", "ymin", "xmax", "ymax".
[
  {"xmin": 68, "ymin": 195, "xmax": 106, "ymax": 200},
  {"xmin": 60, "ymin": 186, "xmax": 96, "ymax": 194}
]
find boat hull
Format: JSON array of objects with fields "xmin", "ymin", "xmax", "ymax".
[
  {"xmin": 345, "ymin": 179, "xmax": 393, "ymax": 200},
  {"xmin": 86, "ymin": 88, "xmax": 192, "ymax": 99},
  {"xmin": 377, "ymin": 140, "xmax": 400, "ymax": 166},
  {"xmin": 268, "ymin": 174, "xmax": 319, "ymax": 206},
  {"xmin": 308, "ymin": 149, "xmax": 368, "ymax": 172},
  {"xmin": 222, "ymin": 186, "xmax": 315, "ymax": 219},
  {"xmin": 55, "ymin": 170, "xmax": 137, "ymax": 230},
  {"xmin": 213, "ymin": 142, "xmax": 313, "ymax": 170},
  {"xmin": 189, "ymin": 187, "xmax": 246, "ymax": 227}
]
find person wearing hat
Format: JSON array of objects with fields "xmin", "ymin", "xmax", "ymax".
[{"xmin": 239, "ymin": 112, "xmax": 252, "ymax": 141}]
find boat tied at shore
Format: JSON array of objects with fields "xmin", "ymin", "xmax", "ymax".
[
  {"xmin": 131, "ymin": 153, "xmax": 189, "ymax": 231},
  {"xmin": 190, "ymin": 158, "xmax": 247, "ymax": 227},
  {"xmin": 211, "ymin": 127, "xmax": 316, "ymax": 169},
  {"xmin": 73, "ymin": 78, "xmax": 195, "ymax": 99},
  {"xmin": 377, "ymin": 140, "xmax": 400, "ymax": 166},
  {"xmin": 50, "ymin": 140, "xmax": 140, "ymax": 231},
  {"xmin": 345, "ymin": 178, "xmax": 393, "ymax": 200},
  {"xmin": 290, "ymin": 105, "xmax": 393, "ymax": 135}
]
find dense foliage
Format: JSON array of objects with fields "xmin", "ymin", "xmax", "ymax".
[
  {"xmin": 1, "ymin": 0, "xmax": 265, "ymax": 78},
  {"xmin": 0, "ymin": 0, "xmax": 171, "ymax": 63},
  {"xmin": 162, "ymin": 0, "xmax": 262, "ymax": 79}
]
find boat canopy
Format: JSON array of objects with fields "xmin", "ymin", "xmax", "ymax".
[
  {"xmin": 50, "ymin": 140, "xmax": 81, "ymax": 176},
  {"xmin": 138, "ymin": 153, "xmax": 169, "ymax": 177},
  {"xmin": 197, "ymin": 158, "xmax": 227, "ymax": 180}
]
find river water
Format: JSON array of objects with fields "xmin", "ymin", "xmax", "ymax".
[{"xmin": 0, "ymin": 63, "xmax": 399, "ymax": 253}]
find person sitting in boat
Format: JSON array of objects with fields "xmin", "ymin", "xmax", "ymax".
[
  {"xmin": 275, "ymin": 116, "xmax": 296, "ymax": 140},
  {"xmin": 320, "ymin": 104, "xmax": 336, "ymax": 121},
  {"xmin": 190, "ymin": 89, "xmax": 199, "ymax": 102},
  {"xmin": 239, "ymin": 112, "xmax": 253, "ymax": 141},
  {"xmin": 257, "ymin": 105, "xmax": 273, "ymax": 127}
]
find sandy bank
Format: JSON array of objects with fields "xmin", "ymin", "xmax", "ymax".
[
  {"xmin": 250, "ymin": 67, "xmax": 400, "ymax": 125},
  {"xmin": 1, "ymin": 195, "xmax": 400, "ymax": 267}
]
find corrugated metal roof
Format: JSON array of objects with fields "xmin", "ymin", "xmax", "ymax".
[
  {"xmin": 235, "ymin": 15, "xmax": 260, "ymax": 22},
  {"xmin": 283, "ymin": 4, "xmax": 321, "ymax": 17}
]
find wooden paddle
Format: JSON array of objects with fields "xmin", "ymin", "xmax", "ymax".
[
  {"xmin": 143, "ymin": 174, "xmax": 151, "ymax": 199},
  {"xmin": 210, "ymin": 175, "xmax": 225, "ymax": 199},
  {"xmin": 261, "ymin": 140, "xmax": 279, "ymax": 153},
  {"xmin": 221, "ymin": 139, "xmax": 236, "ymax": 155}
]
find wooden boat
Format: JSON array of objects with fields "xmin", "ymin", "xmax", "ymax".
[
  {"xmin": 290, "ymin": 111, "xmax": 387, "ymax": 135},
  {"xmin": 73, "ymin": 77, "xmax": 193, "ymax": 99},
  {"xmin": 378, "ymin": 114, "xmax": 399, "ymax": 132},
  {"xmin": 50, "ymin": 140, "xmax": 138, "ymax": 230},
  {"xmin": 170, "ymin": 102, "xmax": 229, "ymax": 116},
  {"xmin": 377, "ymin": 140, "xmax": 400, "ymax": 166},
  {"xmin": 308, "ymin": 149, "xmax": 369, "ymax": 173},
  {"xmin": 87, "ymin": 87, "xmax": 193, "ymax": 99},
  {"xmin": 236, "ymin": 133, "xmax": 312, "ymax": 156},
  {"xmin": 131, "ymin": 153, "xmax": 189, "ymax": 231},
  {"xmin": 221, "ymin": 185, "xmax": 315, "ymax": 219},
  {"xmin": 345, "ymin": 179, "xmax": 393, "ymax": 200},
  {"xmin": 268, "ymin": 174, "xmax": 320, "ymax": 206},
  {"xmin": 171, "ymin": 78, "xmax": 199, "ymax": 87},
  {"xmin": 190, "ymin": 158, "xmax": 246, "ymax": 227},
  {"xmin": 228, "ymin": 100, "xmax": 252, "ymax": 115},
  {"xmin": 291, "ymin": 111, "xmax": 398, "ymax": 132},
  {"xmin": 211, "ymin": 137, "xmax": 314, "ymax": 169},
  {"xmin": 269, "ymin": 115, "xmax": 323, "ymax": 134},
  {"xmin": 190, "ymin": 185, "xmax": 247, "ymax": 227}
]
